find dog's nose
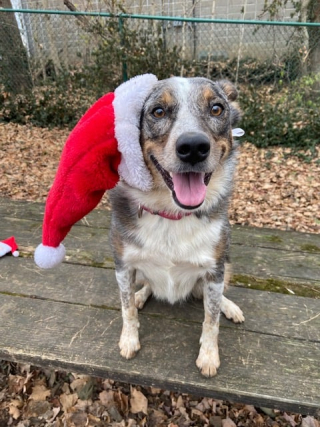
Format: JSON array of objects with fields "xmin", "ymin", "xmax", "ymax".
[{"xmin": 176, "ymin": 132, "xmax": 210, "ymax": 165}]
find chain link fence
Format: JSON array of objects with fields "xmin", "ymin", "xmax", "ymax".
[
  {"xmin": 1, "ymin": 9, "xmax": 320, "ymax": 151},
  {"xmin": 0, "ymin": 10, "xmax": 313, "ymax": 89}
]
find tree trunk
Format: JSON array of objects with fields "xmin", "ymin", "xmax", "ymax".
[
  {"xmin": 0, "ymin": 0, "xmax": 32, "ymax": 94},
  {"xmin": 308, "ymin": 0, "xmax": 320, "ymax": 75}
]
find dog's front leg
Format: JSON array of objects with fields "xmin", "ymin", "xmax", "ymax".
[
  {"xmin": 116, "ymin": 267, "xmax": 141, "ymax": 359},
  {"xmin": 196, "ymin": 272, "xmax": 224, "ymax": 377}
]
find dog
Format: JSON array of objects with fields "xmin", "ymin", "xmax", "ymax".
[{"xmin": 109, "ymin": 76, "xmax": 245, "ymax": 377}]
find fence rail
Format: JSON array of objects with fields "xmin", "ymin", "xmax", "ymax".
[
  {"xmin": 1, "ymin": 8, "xmax": 320, "ymax": 154},
  {"xmin": 1, "ymin": 9, "xmax": 317, "ymax": 88},
  {"xmin": 2, "ymin": 8, "xmax": 320, "ymax": 26}
]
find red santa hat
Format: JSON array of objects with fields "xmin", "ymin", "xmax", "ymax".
[
  {"xmin": 0, "ymin": 236, "xmax": 19, "ymax": 258},
  {"xmin": 34, "ymin": 74, "xmax": 158, "ymax": 269}
]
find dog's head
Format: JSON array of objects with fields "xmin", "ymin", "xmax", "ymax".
[{"xmin": 139, "ymin": 77, "xmax": 242, "ymax": 211}]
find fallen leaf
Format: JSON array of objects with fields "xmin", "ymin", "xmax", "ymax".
[
  {"xmin": 150, "ymin": 387, "xmax": 162, "ymax": 394},
  {"xmin": 8, "ymin": 375, "xmax": 25, "ymax": 394},
  {"xmin": 302, "ymin": 416, "xmax": 320, "ymax": 427},
  {"xmin": 99, "ymin": 390, "xmax": 115, "ymax": 407},
  {"xmin": 47, "ymin": 406, "xmax": 61, "ymax": 423},
  {"xmin": 130, "ymin": 387, "xmax": 148, "ymax": 415},
  {"xmin": 176, "ymin": 395, "xmax": 184, "ymax": 409},
  {"xmin": 70, "ymin": 375, "xmax": 92, "ymax": 392},
  {"xmin": 115, "ymin": 389, "xmax": 129, "ymax": 414},
  {"xmin": 8, "ymin": 399, "xmax": 22, "ymax": 419},
  {"xmin": 60, "ymin": 392, "xmax": 78, "ymax": 413},
  {"xmin": 222, "ymin": 418, "xmax": 237, "ymax": 427},
  {"xmin": 29, "ymin": 384, "xmax": 51, "ymax": 401},
  {"xmin": 61, "ymin": 382, "xmax": 71, "ymax": 394},
  {"xmin": 282, "ymin": 412, "xmax": 298, "ymax": 427}
]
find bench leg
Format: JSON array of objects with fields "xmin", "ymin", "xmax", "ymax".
[
  {"xmin": 116, "ymin": 268, "xmax": 141, "ymax": 359},
  {"xmin": 196, "ymin": 280, "xmax": 224, "ymax": 377}
]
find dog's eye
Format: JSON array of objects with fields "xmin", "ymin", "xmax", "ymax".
[
  {"xmin": 152, "ymin": 107, "xmax": 166, "ymax": 118},
  {"xmin": 210, "ymin": 104, "xmax": 224, "ymax": 117}
]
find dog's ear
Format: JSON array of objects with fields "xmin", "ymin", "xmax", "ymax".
[
  {"xmin": 217, "ymin": 80, "xmax": 238, "ymax": 101},
  {"xmin": 217, "ymin": 80, "xmax": 242, "ymax": 126}
]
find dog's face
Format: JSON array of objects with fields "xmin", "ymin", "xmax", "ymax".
[{"xmin": 140, "ymin": 77, "xmax": 241, "ymax": 210}]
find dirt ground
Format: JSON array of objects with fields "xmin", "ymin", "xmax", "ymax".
[{"xmin": 0, "ymin": 122, "xmax": 319, "ymax": 426}]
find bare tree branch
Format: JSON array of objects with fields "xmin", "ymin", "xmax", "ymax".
[{"xmin": 63, "ymin": 0, "xmax": 92, "ymax": 29}]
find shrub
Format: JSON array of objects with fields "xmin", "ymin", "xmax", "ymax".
[
  {"xmin": 0, "ymin": 70, "xmax": 95, "ymax": 128},
  {"xmin": 240, "ymin": 73, "xmax": 320, "ymax": 158}
]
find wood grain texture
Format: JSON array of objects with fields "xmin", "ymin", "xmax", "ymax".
[
  {"xmin": 1, "ymin": 257, "xmax": 320, "ymax": 342},
  {"xmin": 1, "ymin": 197, "xmax": 319, "ymax": 250},
  {"xmin": 0, "ymin": 294, "xmax": 319, "ymax": 415},
  {"xmin": 1, "ymin": 198, "xmax": 320, "ymax": 415},
  {"xmin": 231, "ymin": 245, "xmax": 320, "ymax": 283},
  {"xmin": 1, "ymin": 201, "xmax": 319, "ymax": 287}
]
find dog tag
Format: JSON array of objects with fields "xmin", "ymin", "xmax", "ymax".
[{"xmin": 232, "ymin": 128, "xmax": 245, "ymax": 137}]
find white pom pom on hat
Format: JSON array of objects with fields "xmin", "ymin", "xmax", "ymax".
[{"xmin": 34, "ymin": 74, "xmax": 158, "ymax": 269}]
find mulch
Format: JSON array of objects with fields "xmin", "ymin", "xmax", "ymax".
[{"xmin": 0, "ymin": 122, "xmax": 319, "ymax": 426}]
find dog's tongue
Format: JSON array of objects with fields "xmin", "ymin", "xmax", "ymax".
[{"xmin": 172, "ymin": 172, "xmax": 207, "ymax": 207}]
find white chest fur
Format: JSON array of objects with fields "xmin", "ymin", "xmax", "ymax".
[{"xmin": 123, "ymin": 213, "xmax": 223, "ymax": 304}]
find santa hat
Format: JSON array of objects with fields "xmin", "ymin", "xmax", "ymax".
[
  {"xmin": 0, "ymin": 236, "xmax": 19, "ymax": 257},
  {"xmin": 34, "ymin": 74, "xmax": 158, "ymax": 269}
]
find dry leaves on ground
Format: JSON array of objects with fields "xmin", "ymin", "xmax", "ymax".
[
  {"xmin": 0, "ymin": 363, "xmax": 317, "ymax": 427},
  {"xmin": 0, "ymin": 122, "xmax": 319, "ymax": 233},
  {"xmin": 231, "ymin": 143, "xmax": 320, "ymax": 233}
]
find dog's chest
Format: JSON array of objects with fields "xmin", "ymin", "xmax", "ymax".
[{"xmin": 123, "ymin": 214, "xmax": 223, "ymax": 303}]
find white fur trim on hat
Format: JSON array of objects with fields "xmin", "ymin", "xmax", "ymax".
[
  {"xmin": 113, "ymin": 73, "xmax": 158, "ymax": 191},
  {"xmin": 0, "ymin": 241, "xmax": 11, "ymax": 257},
  {"xmin": 34, "ymin": 243, "xmax": 66, "ymax": 269}
]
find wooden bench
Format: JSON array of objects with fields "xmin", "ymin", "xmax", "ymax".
[{"xmin": 0, "ymin": 198, "xmax": 319, "ymax": 416}]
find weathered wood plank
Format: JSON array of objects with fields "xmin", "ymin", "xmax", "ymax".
[
  {"xmin": 1, "ymin": 199, "xmax": 320, "ymax": 414},
  {"xmin": 232, "ymin": 225, "xmax": 320, "ymax": 253},
  {"xmin": 0, "ymin": 217, "xmax": 115, "ymax": 268},
  {"xmin": 1, "ymin": 216, "xmax": 319, "ymax": 287},
  {"xmin": 0, "ymin": 197, "xmax": 45, "ymax": 222},
  {"xmin": 1, "ymin": 198, "xmax": 319, "ymax": 253},
  {"xmin": 231, "ymin": 245, "xmax": 320, "ymax": 282},
  {"xmin": 1, "ymin": 257, "xmax": 319, "ymax": 342},
  {"xmin": 0, "ymin": 197, "xmax": 111, "ymax": 229},
  {"xmin": 0, "ymin": 293, "xmax": 319, "ymax": 415}
]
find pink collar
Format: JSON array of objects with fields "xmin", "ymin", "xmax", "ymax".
[{"xmin": 138, "ymin": 205, "xmax": 192, "ymax": 221}]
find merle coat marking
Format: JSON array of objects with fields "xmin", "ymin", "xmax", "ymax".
[{"xmin": 109, "ymin": 76, "xmax": 244, "ymax": 377}]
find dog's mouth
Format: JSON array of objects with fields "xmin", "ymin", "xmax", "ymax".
[{"xmin": 150, "ymin": 155, "xmax": 212, "ymax": 210}]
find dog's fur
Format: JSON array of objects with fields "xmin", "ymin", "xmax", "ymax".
[{"xmin": 109, "ymin": 76, "xmax": 244, "ymax": 377}]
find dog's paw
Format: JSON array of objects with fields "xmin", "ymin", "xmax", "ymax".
[
  {"xmin": 221, "ymin": 296, "xmax": 245, "ymax": 323},
  {"xmin": 119, "ymin": 321, "xmax": 141, "ymax": 359},
  {"xmin": 135, "ymin": 283, "xmax": 152, "ymax": 310},
  {"xmin": 119, "ymin": 331, "xmax": 141, "ymax": 359},
  {"xmin": 196, "ymin": 345, "xmax": 220, "ymax": 377}
]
